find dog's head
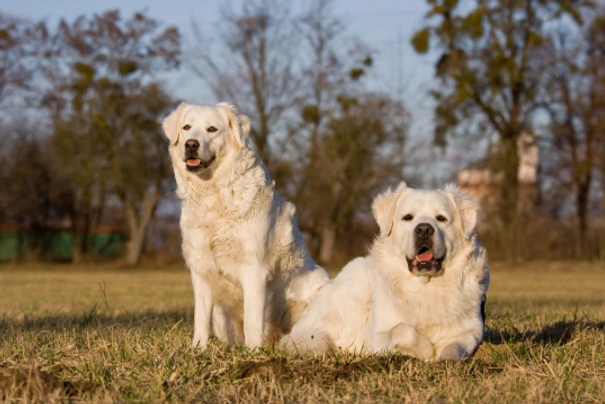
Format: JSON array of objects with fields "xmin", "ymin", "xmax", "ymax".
[
  {"xmin": 162, "ymin": 102, "xmax": 251, "ymax": 179},
  {"xmin": 372, "ymin": 182, "xmax": 479, "ymax": 278}
]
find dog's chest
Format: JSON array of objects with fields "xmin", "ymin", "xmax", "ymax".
[
  {"xmin": 182, "ymin": 193, "xmax": 220, "ymax": 228},
  {"xmin": 180, "ymin": 184, "xmax": 270, "ymax": 273},
  {"xmin": 182, "ymin": 207, "xmax": 243, "ymax": 266},
  {"xmin": 393, "ymin": 281, "xmax": 474, "ymax": 329}
]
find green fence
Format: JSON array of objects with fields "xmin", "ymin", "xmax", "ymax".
[{"xmin": 0, "ymin": 229, "xmax": 128, "ymax": 261}]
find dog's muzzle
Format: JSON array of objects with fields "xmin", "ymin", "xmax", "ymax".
[
  {"xmin": 184, "ymin": 139, "xmax": 216, "ymax": 172},
  {"xmin": 406, "ymin": 223, "xmax": 445, "ymax": 276}
]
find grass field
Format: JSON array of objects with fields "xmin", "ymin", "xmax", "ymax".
[{"xmin": 1, "ymin": 261, "xmax": 604, "ymax": 403}]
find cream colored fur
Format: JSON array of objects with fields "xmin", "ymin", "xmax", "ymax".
[
  {"xmin": 281, "ymin": 182, "xmax": 489, "ymax": 360},
  {"xmin": 163, "ymin": 102, "xmax": 330, "ymax": 349}
]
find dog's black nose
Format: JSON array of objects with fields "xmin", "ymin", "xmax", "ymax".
[
  {"xmin": 415, "ymin": 223, "xmax": 434, "ymax": 239},
  {"xmin": 185, "ymin": 139, "xmax": 199, "ymax": 151}
]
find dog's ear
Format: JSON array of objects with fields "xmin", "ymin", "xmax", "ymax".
[
  {"xmin": 217, "ymin": 102, "xmax": 250, "ymax": 149},
  {"xmin": 162, "ymin": 102, "xmax": 189, "ymax": 145},
  {"xmin": 372, "ymin": 182, "xmax": 408, "ymax": 237},
  {"xmin": 443, "ymin": 183, "xmax": 479, "ymax": 240}
]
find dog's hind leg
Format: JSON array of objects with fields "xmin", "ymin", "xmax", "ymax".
[
  {"xmin": 211, "ymin": 305, "xmax": 228, "ymax": 340},
  {"xmin": 212, "ymin": 305, "xmax": 245, "ymax": 345}
]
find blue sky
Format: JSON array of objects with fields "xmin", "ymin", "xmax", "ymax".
[{"xmin": 2, "ymin": 0, "xmax": 437, "ymax": 129}]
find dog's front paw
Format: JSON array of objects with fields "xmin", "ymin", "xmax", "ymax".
[
  {"xmin": 436, "ymin": 342, "xmax": 473, "ymax": 360},
  {"xmin": 192, "ymin": 331, "xmax": 210, "ymax": 349},
  {"xmin": 244, "ymin": 331, "xmax": 265, "ymax": 349},
  {"xmin": 192, "ymin": 337, "xmax": 209, "ymax": 349},
  {"xmin": 387, "ymin": 323, "xmax": 434, "ymax": 360}
]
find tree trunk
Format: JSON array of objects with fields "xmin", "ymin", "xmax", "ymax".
[
  {"xmin": 318, "ymin": 223, "xmax": 336, "ymax": 265},
  {"xmin": 125, "ymin": 228, "xmax": 146, "ymax": 266},
  {"xmin": 575, "ymin": 176, "xmax": 591, "ymax": 258},
  {"xmin": 498, "ymin": 135, "xmax": 520, "ymax": 260},
  {"xmin": 71, "ymin": 209, "xmax": 88, "ymax": 264},
  {"xmin": 71, "ymin": 231, "xmax": 83, "ymax": 264},
  {"xmin": 71, "ymin": 185, "xmax": 104, "ymax": 264},
  {"xmin": 123, "ymin": 192, "xmax": 160, "ymax": 266}
]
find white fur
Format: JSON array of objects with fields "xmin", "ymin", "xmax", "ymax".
[
  {"xmin": 163, "ymin": 102, "xmax": 330, "ymax": 349},
  {"xmin": 281, "ymin": 182, "xmax": 489, "ymax": 360}
]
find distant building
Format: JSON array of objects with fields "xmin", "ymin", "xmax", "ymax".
[{"xmin": 457, "ymin": 131, "xmax": 539, "ymax": 217}]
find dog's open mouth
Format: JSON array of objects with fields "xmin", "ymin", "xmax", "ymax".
[
  {"xmin": 407, "ymin": 246, "xmax": 444, "ymax": 276},
  {"xmin": 187, "ymin": 158, "xmax": 201, "ymax": 167},
  {"xmin": 186, "ymin": 155, "xmax": 216, "ymax": 172}
]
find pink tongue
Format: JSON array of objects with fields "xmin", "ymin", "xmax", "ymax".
[
  {"xmin": 416, "ymin": 250, "xmax": 434, "ymax": 262},
  {"xmin": 187, "ymin": 158, "xmax": 201, "ymax": 167}
]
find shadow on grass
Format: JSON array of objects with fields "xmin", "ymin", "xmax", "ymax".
[
  {"xmin": 485, "ymin": 319, "xmax": 605, "ymax": 346},
  {"xmin": 233, "ymin": 353, "xmax": 503, "ymax": 384},
  {"xmin": 0, "ymin": 309, "xmax": 192, "ymax": 401},
  {"xmin": 4, "ymin": 309, "xmax": 602, "ymax": 347},
  {"xmin": 0, "ymin": 307, "xmax": 192, "ymax": 335},
  {"xmin": 232, "ymin": 319, "xmax": 605, "ymax": 384},
  {"xmin": 0, "ymin": 366, "xmax": 96, "ymax": 402}
]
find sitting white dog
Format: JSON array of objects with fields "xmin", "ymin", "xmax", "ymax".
[
  {"xmin": 281, "ymin": 182, "xmax": 489, "ymax": 360},
  {"xmin": 163, "ymin": 102, "xmax": 330, "ymax": 349}
]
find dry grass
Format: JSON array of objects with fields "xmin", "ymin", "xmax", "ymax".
[{"xmin": 1, "ymin": 260, "xmax": 604, "ymax": 403}]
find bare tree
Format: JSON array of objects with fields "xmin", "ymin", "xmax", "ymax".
[
  {"xmin": 43, "ymin": 10, "xmax": 180, "ymax": 265},
  {"xmin": 592, "ymin": 15, "xmax": 605, "ymax": 240},
  {"xmin": 189, "ymin": 0, "xmax": 302, "ymax": 165},
  {"xmin": 297, "ymin": 0, "xmax": 345, "ymax": 155},
  {"xmin": 291, "ymin": 0, "xmax": 365, "ymax": 193},
  {"xmin": 1, "ymin": 133, "xmax": 52, "ymax": 227},
  {"xmin": 289, "ymin": 0, "xmax": 395, "ymax": 264},
  {"xmin": 47, "ymin": 116, "xmax": 107, "ymax": 264},
  {"xmin": 301, "ymin": 94, "xmax": 409, "ymax": 264},
  {"xmin": 0, "ymin": 13, "xmax": 47, "ymax": 112},
  {"xmin": 540, "ymin": 10, "xmax": 605, "ymax": 258},
  {"xmin": 0, "ymin": 14, "xmax": 51, "ymax": 232}
]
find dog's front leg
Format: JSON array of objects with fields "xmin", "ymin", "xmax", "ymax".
[
  {"xmin": 377, "ymin": 323, "xmax": 434, "ymax": 359},
  {"xmin": 191, "ymin": 271, "xmax": 213, "ymax": 348},
  {"xmin": 240, "ymin": 267, "xmax": 268, "ymax": 348},
  {"xmin": 369, "ymin": 292, "xmax": 434, "ymax": 359},
  {"xmin": 436, "ymin": 332, "xmax": 482, "ymax": 360}
]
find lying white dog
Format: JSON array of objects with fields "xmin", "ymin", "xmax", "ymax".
[
  {"xmin": 163, "ymin": 102, "xmax": 330, "ymax": 349},
  {"xmin": 281, "ymin": 182, "xmax": 489, "ymax": 360}
]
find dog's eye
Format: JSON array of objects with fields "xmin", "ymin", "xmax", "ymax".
[
  {"xmin": 182, "ymin": 124, "xmax": 191, "ymax": 130},
  {"xmin": 402, "ymin": 214, "xmax": 413, "ymax": 221},
  {"xmin": 207, "ymin": 126, "xmax": 218, "ymax": 132},
  {"xmin": 436, "ymin": 215, "xmax": 448, "ymax": 222}
]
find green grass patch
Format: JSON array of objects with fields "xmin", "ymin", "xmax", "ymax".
[{"xmin": 1, "ymin": 261, "xmax": 604, "ymax": 402}]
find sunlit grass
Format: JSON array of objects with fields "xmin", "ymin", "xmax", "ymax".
[{"xmin": 1, "ymin": 261, "xmax": 604, "ymax": 403}]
